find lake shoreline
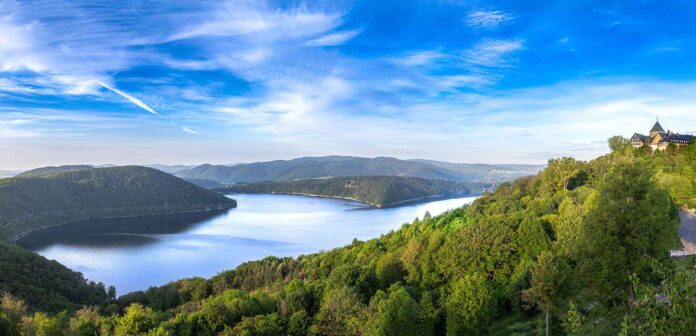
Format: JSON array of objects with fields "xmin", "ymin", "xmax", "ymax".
[
  {"xmin": 23, "ymin": 194, "xmax": 478, "ymax": 294},
  {"xmin": 224, "ymin": 191, "xmax": 479, "ymax": 208}
]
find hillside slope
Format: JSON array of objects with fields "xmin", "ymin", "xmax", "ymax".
[
  {"xmin": 0, "ymin": 166, "xmax": 237, "ymax": 241},
  {"xmin": 219, "ymin": 176, "xmax": 486, "ymax": 207},
  {"xmin": 16, "ymin": 165, "xmax": 94, "ymax": 178},
  {"xmin": 0, "ymin": 242, "xmax": 109, "ymax": 312},
  {"xmin": 79, "ymin": 140, "xmax": 683, "ymax": 335},
  {"xmin": 176, "ymin": 156, "xmax": 542, "ymax": 184}
]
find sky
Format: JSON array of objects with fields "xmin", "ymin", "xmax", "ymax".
[{"xmin": 2, "ymin": 0, "xmax": 696, "ymax": 169}]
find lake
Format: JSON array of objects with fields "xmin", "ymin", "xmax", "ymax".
[{"xmin": 18, "ymin": 194, "xmax": 477, "ymax": 295}]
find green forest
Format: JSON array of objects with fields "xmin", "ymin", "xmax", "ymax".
[
  {"xmin": 218, "ymin": 176, "xmax": 486, "ymax": 207},
  {"xmin": 3, "ymin": 138, "xmax": 696, "ymax": 335},
  {"xmin": 0, "ymin": 166, "xmax": 237, "ymax": 242},
  {"xmin": 0, "ymin": 242, "xmax": 111, "ymax": 313}
]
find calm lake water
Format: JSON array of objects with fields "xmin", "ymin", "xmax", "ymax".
[{"xmin": 19, "ymin": 194, "xmax": 477, "ymax": 294}]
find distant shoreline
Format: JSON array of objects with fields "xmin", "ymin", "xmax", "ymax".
[{"xmin": 225, "ymin": 191, "xmax": 479, "ymax": 208}]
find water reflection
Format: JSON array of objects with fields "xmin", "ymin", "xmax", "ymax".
[
  {"xmin": 20, "ymin": 194, "xmax": 477, "ymax": 294},
  {"xmin": 18, "ymin": 209, "xmax": 230, "ymax": 249}
]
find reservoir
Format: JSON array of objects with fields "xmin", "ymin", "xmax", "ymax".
[{"xmin": 18, "ymin": 194, "xmax": 477, "ymax": 294}]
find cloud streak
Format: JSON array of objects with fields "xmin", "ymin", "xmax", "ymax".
[
  {"xmin": 98, "ymin": 82, "xmax": 158, "ymax": 115},
  {"xmin": 306, "ymin": 29, "xmax": 362, "ymax": 46},
  {"xmin": 181, "ymin": 126, "xmax": 199, "ymax": 135}
]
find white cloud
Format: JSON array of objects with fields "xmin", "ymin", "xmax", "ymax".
[
  {"xmin": 169, "ymin": 2, "xmax": 341, "ymax": 42},
  {"xmin": 434, "ymin": 75, "xmax": 493, "ymax": 89},
  {"xmin": 98, "ymin": 82, "xmax": 158, "ymax": 115},
  {"xmin": 0, "ymin": 14, "xmax": 46, "ymax": 72},
  {"xmin": 465, "ymin": 10, "xmax": 513, "ymax": 29},
  {"xmin": 306, "ymin": 29, "xmax": 361, "ymax": 46},
  {"xmin": 464, "ymin": 39, "xmax": 524, "ymax": 67},
  {"xmin": 181, "ymin": 126, "xmax": 199, "ymax": 134},
  {"xmin": 395, "ymin": 50, "xmax": 446, "ymax": 67},
  {"xmin": 215, "ymin": 75, "xmax": 354, "ymax": 131}
]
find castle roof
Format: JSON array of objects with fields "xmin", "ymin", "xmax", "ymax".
[
  {"xmin": 664, "ymin": 132, "xmax": 693, "ymax": 144},
  {"xmin": 651, "ymin": 121, "xmax": 665, "ymax": 132}
]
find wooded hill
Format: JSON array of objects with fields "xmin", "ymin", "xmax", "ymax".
[
  {"xmin": 218, "ymin": 176, "xmax": 486, "ymax": 207},
  {"xmin": 0, "ymin": 242, "xmax": 111, "ymax": 312},
  {"xmin": 175, "ymin": 156, "xmax": 543, "ymax": 184},
  {"xmin": 0, "ymin": 166, "xmax": 236, "ymax": 241},
  {"xmin": 3, "ymin": 138, "xmax": 696, "ymax": 335},
  {"xmin": 15, "ymin": 165, "xmax": 94, "ymax": 178}
]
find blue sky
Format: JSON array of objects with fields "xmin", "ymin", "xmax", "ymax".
[{"xmin": 2, "ymin": 0, "xmax": 696, "ymax": 169}]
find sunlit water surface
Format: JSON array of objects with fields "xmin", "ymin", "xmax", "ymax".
[{"xmin": 19, "ymin": 194, "xmax": 477, "ymax": 294}]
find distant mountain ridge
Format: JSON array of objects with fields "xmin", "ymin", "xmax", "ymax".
[
  {"xmin": 144, "ymin": 164, "xmax": 197, "ymax": 174},
  {"xmin": 175, "ymin": 156, "xmax": 543, "ymax": 184},
  {"xmin": 0, "ymin": 166, "xmax": 237, "ymax": 241},
  {"xmin": 218, "ymin": 176, "xmax": 486, "ymax": 207},
  {"xmin": 408, "ymin": 159, "xmax": 544, "ymax": 182}
]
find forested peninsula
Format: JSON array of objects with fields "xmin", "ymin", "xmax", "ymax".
[
  {"xmin": 217, "ymin": 176, "xmax": 487, "ymax": 207},
  {"xmin": 3, "ymin": 138, "xmax": 696, "ymax": 335},
  {"xmin": 0, "ymin": 166, "xmax": 236, "ymax": 241}
]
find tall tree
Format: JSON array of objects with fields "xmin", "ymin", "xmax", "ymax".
[
  {"xmin": 373, "ymin": 285, "xmax": 432, "ymax": 336},
  {"xmin": 445, "ymin": 273, "xmax": 494, "ymax": 336},
  {"xmin": 608, "ymin": 136, "xmax": 630, "ymax": 152},
  {"xmin": 577, "ymin": 161, "xmax": 678, "ymax": 307},
  {"xmin": 543, "ymin": 157, "xmax": 581, "ymax": 192},
  {"xmin": 522, "ymin": 251, "xmax": 571, "ymax": 336}
]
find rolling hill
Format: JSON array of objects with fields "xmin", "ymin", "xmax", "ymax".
[
  {"xmin": 0, "ymin": 166, "xmax": 237, "ymax": 241},
  {"xmin": 183, "ymin": 178, "xmax": 225, "ymax": 189},
  {"xmin": 175, "ymin": 156, "xmax": 543, "ymax": 184},
  {"xmin": 15, "ymin": 165, "xmax": 94, "ymax": 178},
  {"xmin": 218, "ymin": 176, "xmax": 486, "ymax": 207},
  {"xmin": 0, "ymin": 242, "xmax": 110, "ymax": 312}
]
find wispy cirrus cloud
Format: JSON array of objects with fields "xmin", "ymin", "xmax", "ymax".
[
  {"xmin": 168, "ymin": 2, "xmax": 341, "ymax": 42},
  {"xmin": 394, "ymin": 50, "xmax": 447, "ymax": 67},
  {"xmin": 465, "ymin": 10, "xmax": 514, "ymax": 29},
  {"xmin": 306, "ymin": 29, "xmax": 362, "ymax": 46},
  {"xmin": 464, "ymin": 39, "xmax": 524, "ymax": 68}
]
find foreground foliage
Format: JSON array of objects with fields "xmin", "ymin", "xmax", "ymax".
[
  {"xmin": 0, "ymin": 243, "xmax": 111, "ymax": 313},
  {"xmin": 5, "ymin": 139, "xmax": 696, "ymax": 335}
]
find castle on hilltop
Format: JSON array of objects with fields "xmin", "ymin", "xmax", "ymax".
[{"xmin": 630, "ymin": 120, "xmax": 693, "ymax": 150}]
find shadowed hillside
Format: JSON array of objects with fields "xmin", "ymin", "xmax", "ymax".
[
  {"xmin": 0, "ymin": 166, "xmax": 236, "ymax": 241},
  {"xmin": 0, "ymin": 242, "xmax": 110, "ymax": 312}
]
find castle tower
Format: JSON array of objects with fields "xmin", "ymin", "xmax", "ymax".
[{"xmin": 649, "ymin": 119, "xmax": 665, "ymax": 138}]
